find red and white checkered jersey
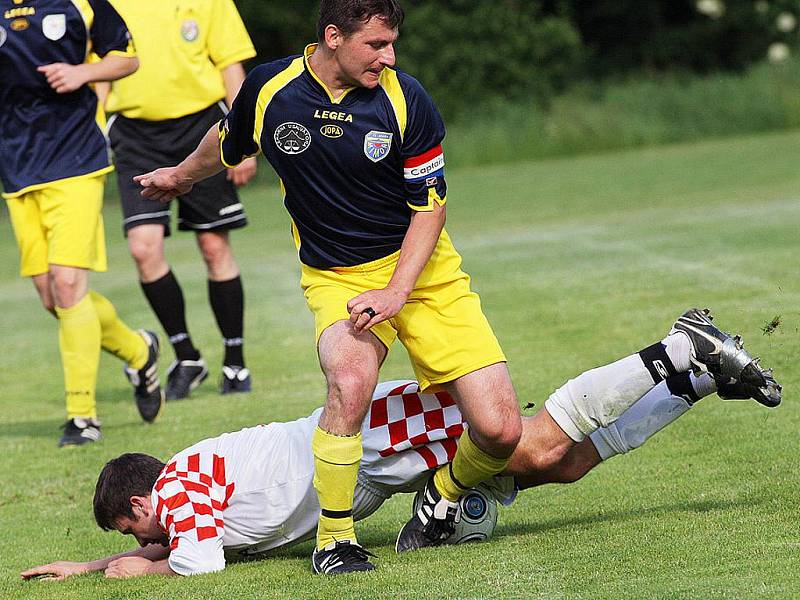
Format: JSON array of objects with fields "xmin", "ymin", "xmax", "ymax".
[{"xmin": 151, "ymin": 380, "xmax": 465, "ymax": 575}]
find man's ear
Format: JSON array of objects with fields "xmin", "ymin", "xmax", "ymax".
[
  {"xmin": 324, "ymin": 24, "xmax": 343, "ymax": 50},
  {"xmin": 130, "ymin": 495, "xmax": 151, "ymax": 519}
]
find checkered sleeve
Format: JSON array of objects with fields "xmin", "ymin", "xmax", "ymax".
[{"xmin": 153, "ymin": 454, "xmax": 235, "ymax": 576}]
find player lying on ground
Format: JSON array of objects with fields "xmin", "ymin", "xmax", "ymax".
[{"xmin": 21, "ymin": 309, "xmax": 780, "ymax": 578}]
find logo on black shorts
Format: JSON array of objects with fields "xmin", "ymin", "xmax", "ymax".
[
  {"xmin": 0, "ymin": 26, "xmax": 6, "ymax": 48},
  {"xmin": 274, "ymin": 122, "xmax": 311, "ymax": 155}
]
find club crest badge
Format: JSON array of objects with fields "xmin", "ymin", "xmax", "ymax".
[
  {"xmin": 181, "ymin": 19, "xmax": 199, "ymax": 42},
  {"xmin": 274, "ymin": 122, "xmax": 312, "ymax": 155},
  {"xmin": 0, "ymin": 27, "xmax": 6, "ymax": 48},
  {"xmin": 364, "ymin": 131, "xmax": 392, "ymax": 162},
  {"xmin": 42, "ymin": 14, "xmax": 66, "ymax": 41}
]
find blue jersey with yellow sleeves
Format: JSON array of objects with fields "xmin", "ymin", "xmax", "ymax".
[
  {"xmin": 0, "ymin": 0, "xmax": 135, "ymax": 196},
  {"xmin": 220, "ymin": 45, "xmax": 448, "ymax": 269}
]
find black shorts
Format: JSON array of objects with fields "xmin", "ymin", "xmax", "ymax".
[{"xmin": 108, "ymin": 102, "xmax": 247, "ymax": 236}]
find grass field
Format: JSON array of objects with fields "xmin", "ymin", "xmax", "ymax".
[{"xmin": 1, "ymin": 130, "xmax": 798, "ymax": 599}]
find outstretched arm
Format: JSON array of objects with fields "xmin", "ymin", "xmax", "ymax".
[
  {"xmin": 134, "ymin": 124, "xmax": 225, "ymax": 202},
  {"xmin": 21, "ymin": 543, "xmax": 170, "ymax": 581}
]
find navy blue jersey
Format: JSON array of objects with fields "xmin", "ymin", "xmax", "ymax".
[
  {"xmin": 220, "ymin": 45, "xmax": 448, "ymax": 269},
  {"xmin": 0, "ymin": 0, "xmax": 134, "ymax": 196}
]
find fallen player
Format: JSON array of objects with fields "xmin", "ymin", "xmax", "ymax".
[{"xmin": 22, "ymin": 309, "xmax": 780, "ymax": 579}]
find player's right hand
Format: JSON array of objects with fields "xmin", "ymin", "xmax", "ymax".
[
  {"xmin": 134, "ymin": 167, "xmax": 193, "ymax": 202},
  {"xmin": 21, "ymin": 561, "xmax": 87, "ymax": 581}
]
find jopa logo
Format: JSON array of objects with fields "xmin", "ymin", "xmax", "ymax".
[
  {"xmin": 274, "ymin": 122, "xmax": 311, "ymax": 155},
  {"xmin": 320, "ymin": 124, "xmax": 343, "ymax": 139}
]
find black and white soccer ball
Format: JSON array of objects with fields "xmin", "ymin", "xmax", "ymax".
[{"xmin": 412, "ymin": 482, "xmax": 498, "ymax": 544}]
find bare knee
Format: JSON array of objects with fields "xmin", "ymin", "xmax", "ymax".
[
  {"xmin": 197, "ymin": 233, "xmax": 237, "ymax": 279},
  {"xmin": 128, "ymin": 228, "xmax": 167, "ymax": 281},
  {"xmin": 326, "ymin": 369, "xmax": 373, "ymax": 412},
  {"xmin": 50, "ymin": 268, "xmax": 86, "ymax": 308},
  {"xmin": 469, "ymin": 391, "xmax": 523, "ymax": 456}
]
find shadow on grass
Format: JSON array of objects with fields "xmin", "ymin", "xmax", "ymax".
[
  {"xmin": 228, "ymin": 497, "xmax": 759, "ymax": 567},
  {"xmin": 495, "ymin": 497, "xmax": 758, "ymax": 538}
]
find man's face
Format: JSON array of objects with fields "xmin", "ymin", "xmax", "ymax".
[
  {"xmin": 333, "ymin": 16, "xmax": 398, "ymax": 89},
  {"xmin": 114, "ymin": 497, "xmax": 169, "ymax": 547}
]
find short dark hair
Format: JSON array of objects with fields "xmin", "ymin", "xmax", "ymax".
[
  {"xmin": 93, "ymin": 453, "xmax": 165, "ymax": 531},
  {"xmin": 317, "ymin": 0, "xmax": 404, "ymax": 41}
]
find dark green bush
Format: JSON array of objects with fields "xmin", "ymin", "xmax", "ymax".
[{"xmin": 236, "ymin": 0, "xmax": 584, "ymax": 118}]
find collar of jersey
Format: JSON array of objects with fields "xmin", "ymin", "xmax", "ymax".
[{"xmin": 303, "ymin": 43, "xmax": 356, "ymax": 105}]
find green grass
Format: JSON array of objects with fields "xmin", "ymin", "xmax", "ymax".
[{"xmin": 1, "ymin": 129, "xmax": 799, "ymax": 598}]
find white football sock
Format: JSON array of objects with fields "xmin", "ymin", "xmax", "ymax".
[
  {"xmin": 590, "ymin": 372, "xmax": 716, "ymax": 460},
  {"xmin": 661, "ymin": 332, "xmax": 692, "ymax": 373},
  {"xmin": 544, "ymin": 354, "xmax": 656, "ymax": 442}
]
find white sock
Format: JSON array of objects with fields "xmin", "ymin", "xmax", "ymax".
[
  {"xmin": 691, "ymin": 372, "xmax": 716, "ymax": 398},
  {"xmin": 661, "ymin": 332, "xmax": 692, "ymax": 373},
  {"xmin": 590, "ymin": 372, "xmax": 717, "ymax": 460},
  {"xmin": 544, "ymin": 354, "xmax": 656, "ymax": 442}
]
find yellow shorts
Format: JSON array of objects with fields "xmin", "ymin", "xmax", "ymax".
[
  {"xmin": 301, "ymin": 229, "xmax": 506, "ymax": 390},
  {"xmin": 5, "ymin": 175, "xmax": 108, "ymax": 277}
]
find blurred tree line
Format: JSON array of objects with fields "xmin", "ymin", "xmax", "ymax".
[{"xmin": 236, "ymin": 0, "xmax": 800, "ymax": 118}]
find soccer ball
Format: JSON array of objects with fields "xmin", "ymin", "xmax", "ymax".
[{"xmin": 412, "ymin": 482, "xmax": 498, "ymax": 544}]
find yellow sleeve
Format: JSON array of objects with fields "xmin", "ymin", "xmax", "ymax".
[{"xmin": 207, "ymin": 0, "xmax": 256, "ymax": 70}]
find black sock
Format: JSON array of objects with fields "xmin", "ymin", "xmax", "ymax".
[
  {"xmin": 140, "ymin": 270, "xmax": 200, "ymax": 361},
  {"xmin": 208, "ymin": 276, "xmax": 245, "ymax": 367},
  {"xmin": 665, "ymin": 372, "xmax": 701, "ymax": 406},
  {"xmin": 638, "ymin": 342, "xmax": 678, "ymax": 384}
]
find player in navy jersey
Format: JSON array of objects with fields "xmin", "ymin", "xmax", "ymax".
[
  {"xmin": 133, "ymin": 0, "xmax": 775, "ymax": 574},
  {"xmin": 0, "ymin": 0, "xmax": 163, "ymax": 445},
  {"xmin": 20, "ymin": 308, "xmax": 779, "ymax": 579}
]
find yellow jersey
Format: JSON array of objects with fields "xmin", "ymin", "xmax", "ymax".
[{"xmin": 106, "ymin": 0, "xmax": 255, "ymax": 120}]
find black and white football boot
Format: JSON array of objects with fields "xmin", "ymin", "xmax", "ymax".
[
  {"xmin": 165, "ymin": 358, "xmax": 208, "ymax": 400},
  {"xmin": 219, "ymin": 365, "xmax": 251, "ymax": 395},
  {"xmin": 670, "ymin": 308, "xmax": 767, "ymax": 387},
  {"xmin": 714, "ymin": 367, "xmax": 782, "ymax": 408},
  {"xmin": 124, "ymin": 330, "xmax": 163, "ymax": 423},
  {"xmin": 395, "ymin": 475, "xmax": 460, "ymax": 553},
  {"xmin": 311, "ymin": 540, "xmax": 376, "ymax": 574},
  {"xmin": 59, "ymin": 417, "xmax": 102, "ymax": 447}
]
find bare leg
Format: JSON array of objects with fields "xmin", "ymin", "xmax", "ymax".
[
  {"xmin": 195, "ymin": 230, "xmax": 239, "ymax": 281},
  {"xmin": 445, "ymin": 363, "xmax": 522, "ymax": 458},
  {"xmin": 127, "ymin": 224, "xmax": 168, "ymax": 283},
  {"xmin": 31, "ymin": 272, "xmax": 56, "ymax": 316},
  {"xmin": 506, "ymin": 411, "xmax": 600, "ymax": 489},
  {"xmin": 313, "ymin": 320, "xmax": 386, "ymax": 550},
  {"xmin": 317, "ymin": 320, "xmax": 386, "ymax": 434}
]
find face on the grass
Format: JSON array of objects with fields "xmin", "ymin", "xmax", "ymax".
[
  {"xmin": 114, "ymin": 498, "xmax": 168, "ymax": 547},
  {"xmin": 332, "ymin": 16, "xmax": 398, "ymax": 89}
]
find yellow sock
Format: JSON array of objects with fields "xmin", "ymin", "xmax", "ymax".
[
  {"xmin": 312, "ymin": 426, "xmax": 362, "ymax": 549},
  {"xmin": 434, "ymin": 429, "xmax": 510, "ymax": 502},
  {"xmin": 90, "ymin": 291, "xmax": 147, "ymax": 369},
  {"xmin": 55, "ymin": 294, "xmax": 101, "ymax": 420}
]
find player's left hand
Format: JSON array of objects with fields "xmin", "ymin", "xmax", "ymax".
[
  {"xmin": 134, "ymin": 167, "xmax": 192, "ymax": 202},
  {"xmin": 104, "ymin": 557, "xmax": 152, "ymax": 579},
  {"xmin": 347, "ymin": 286, "xmax": 409, "ymax": 333},
  {"xmin": 227, "ymin": 157, "xmax": 257, "ymax": 187},
  {"xmin": 37, "ymin": 63, "xmax": 88, "ymax": 94}
]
